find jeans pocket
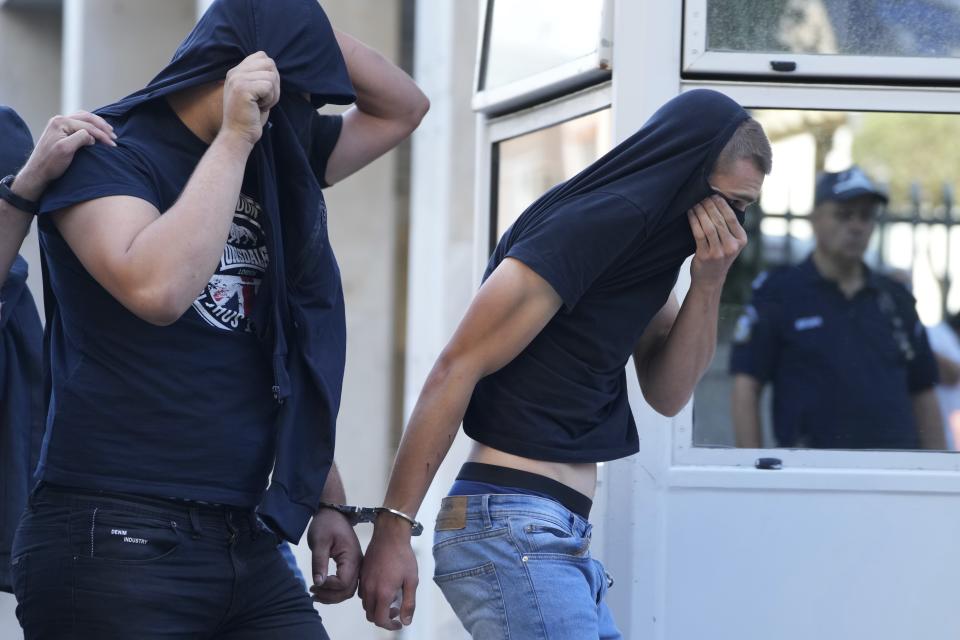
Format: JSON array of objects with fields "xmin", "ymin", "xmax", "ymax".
[
  {"xmin": 522, "ymin": 522, "xmax": 591, "ymax": 558},
  {"xmin": 434, "ymin": 562, "xmax": 511, "ymax": 639},
  {"xmin": 75, "ymin": 508, "xmax": 182, "ymax": 564},
  {"xmin": 432, "ymin": 525, "xmax": 510, "ymax": 552}
]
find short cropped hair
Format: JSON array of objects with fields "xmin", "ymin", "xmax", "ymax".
[{"xmin": 716, "ymin": 118, "xmax": 772, "ymax": 175}]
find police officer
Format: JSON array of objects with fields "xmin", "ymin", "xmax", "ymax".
[{"xmin": 730, "ymin": 166, "xmax": 944, "ymax": 450}]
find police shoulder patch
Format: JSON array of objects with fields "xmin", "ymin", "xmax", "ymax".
[
  {"xmin": 751, "ymin": 271, "xmax": 769, "ymax": 291},
  {"xmin": 733, "ymin": 305, "xmax": 758, "ymax": 344}
]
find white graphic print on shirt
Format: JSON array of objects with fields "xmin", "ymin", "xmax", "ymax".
[{"xmin": 192, "ymin": 193, "xmax": 268, "ymax": 332}]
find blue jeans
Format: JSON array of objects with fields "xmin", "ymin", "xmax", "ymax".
[
  {"xmin": 11, "ymin": 485, "xmax": 328, "ymax": 639},
  {"xmin": 432, "ymin": 493, "xmax": 622, "ymax": 639}
]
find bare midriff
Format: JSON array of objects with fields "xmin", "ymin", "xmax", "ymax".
[{"xmin": 466, "ymin": 442, "xmax": 598, "ymax": 500}]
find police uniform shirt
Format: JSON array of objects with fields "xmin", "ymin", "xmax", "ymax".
[{"xmin": 729, "ymin": 255, "xmax": 938, "ymax": 449}]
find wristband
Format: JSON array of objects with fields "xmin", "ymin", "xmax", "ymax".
[{"xmin": 0, "ymin": 175, "xmax": 40, "ymax": 215}]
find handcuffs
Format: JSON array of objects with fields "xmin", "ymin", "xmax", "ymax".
[{"xmin": 318, "ymin": 502, "xmax": 424, "ymax": 536}]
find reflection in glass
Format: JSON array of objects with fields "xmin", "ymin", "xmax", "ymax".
[
  {"xmin": 494, "ymin": 109, "xmax": 612, "ymax": 241},
  {"xmin": 694, "ymin": 109, "xmax": 960, "ymax": 452},
  {"xmin": 482, "ymin": 0, "xmax": 605, "ymax": 91},
  {"xmin": 706, "ymin": 0, "xmax": 960, "ymax": 58}
]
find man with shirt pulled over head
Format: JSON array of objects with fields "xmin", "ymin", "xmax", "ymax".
[
  {"xmin": 731, "ymin": 166, "xmax": 943, "ymax": 451},
  {"xmin": 12, "ymin": 0, "xmax": 428, "ymax": 637},
  {"xmin": 360, "ymin": 90, "xmax": 770, "ymax": 638}
]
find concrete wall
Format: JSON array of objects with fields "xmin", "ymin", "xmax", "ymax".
[
  {"xmin": 61, "ymin": 0, "xmax": 195, "ymax": 113},
  {"xmin": 401, "ymin": 0, "xmax": 479, "ymax": 637},
  {"xmin": 0, "ymin": 6, "xmax": 61, "ymax": 135}
]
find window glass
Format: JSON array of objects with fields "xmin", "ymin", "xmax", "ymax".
[
  {"xmin": 695, "ymin": 108, "xmax": 960, "ymax": 454},
  {"xmin": 493, "ymin": 108, "xmax": 612, "ymax": 242},
  {"xmin": 706, "ymin": 0, "xmax": 960, "ymax": 58},
  {"xmin": 482, "ymin": 0, "xmax": 605, "ymax": 91}
]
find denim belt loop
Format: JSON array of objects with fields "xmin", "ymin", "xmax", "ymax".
[
  {"xmin": 248, "ymin": 512, "xmax": 259, "ymax": 540},
  {"xmin": 481, "ymin": 494, "xmax": 492, "ymax": 529},
  {"xmin": 188, "ymin": 507, "xmax": 202, "ymax": 540}
]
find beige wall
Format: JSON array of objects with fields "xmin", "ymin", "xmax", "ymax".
[
  {"xmin": 0, "ymin": 6, "xmax": 61, "ymax": 134},
  {"xmin": 62, "ymin": 0, "xmax": 195, "ymax": 113},
  {"xmin": 402, "ymin": 0, "xmax": 479, "ymax": 636}
]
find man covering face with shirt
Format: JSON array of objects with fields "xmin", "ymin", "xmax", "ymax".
[
  {"xmin": 12, "ymin": 1, "xmax": 428, "ymax": 637},
  {"xmin": 360, "ymin": 89, "xmax": 771, "ymax": 638}
]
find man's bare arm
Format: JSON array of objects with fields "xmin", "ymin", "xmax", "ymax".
[
  {"xmin": 320, "ymin": 461, "xmax": 346, "ymax": 503},
  {"xmin": 934, "ymin": 353, "xmax": 960, "ymax": 387},
  {"xmin": 731, "ymin": 374, "xmax": 764, "ymax": 448},
  {"xmin": 52, "ymin": 53, "xmax": 280, "ymax": 326},
  {"xmin": 378, "ymin": 258, "xmax": 560, "ymax": 518},
  {"xmin": 324, "ymin": 30, "xmax": 429, "ymax": 186},
  {"xmin": 359, "ymin": 257, "xmax": 562, "ymax": 630},
  {"xmin": 0, "ymin": 204, "xmax": 32, "ymax": 289},
  {"xmin": 913, "ymin": 389, "xmax": 946, "ymax": 450},
  {"xmin": 632, "ymin": 195, "xmax": 748, "ymax": 416}
]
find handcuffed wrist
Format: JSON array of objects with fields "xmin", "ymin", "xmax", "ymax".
[
  {"xmin": 315, "ymin": 502, "xmax": 424, "ymax": 536},
  {"xmin": 375, "ymin": 507, "xmax": 423, "ymax": 536}
]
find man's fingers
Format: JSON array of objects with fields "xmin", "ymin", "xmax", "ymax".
[
  {"xmin": 236, "ymin": 53, "xmax": 279, "ymax": 77},
  {"xmin": 334, "ymin": 553, "xmax": 360, "ymax": 590},
  {"xmin": 235, "ymin": 70, "xmax": 278, "ymax": 83},
  {"xmin": 710, "ymin": 196, "xmax": 749, "ymax": 245},
  {"xmin": 243, "ymin": 79, "xmax": 280, "ymax": 112},
  {"xmin": 373, "ymin": 588, "xmax": 403, "ymax": 631},
  {"xmin": 708, "ymin": 196, "xmax": 748, "ymax": 250},
  {"xmin": 69, "ymin": 111, "xmax": 116, "ymax": 140},
  {"xmin": 693, "ymin": 203, "xmax": 721, "ymax": 248},
  {"xmin": 688, "ymin": 210, "xmax": 708, "ymax": 254},
  {"xmin": 399, "ymin": 577, "xmax": 417, "ymax": 626},
  {"xmin": 312, "ymin": 548, "xmax": 330, "ymax": 586},
  {"xmin": 243, "ymin": 50, "xmax": 272, "ymax": 64},
  {"xmin": 705, "ymin": 196, "xmax": 734, "ymax": 236},
  {"xmin": 310, "ymin": 576, "xmax": 353, "ymax": 604},
  {"xmin": 714, "ymin": 195, "xmax": 741, "ymax": 227},
  {"xmin": 62, "ymin": 118, "xmax": 117, "ymax": 147},
  {"xmin": 55, "ymin": 129, "xmax": 96, "ymax": 155}
]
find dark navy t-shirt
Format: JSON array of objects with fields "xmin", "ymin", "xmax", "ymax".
[
  {"xmin": 729, "ymin": 256, "xmax": 938, "ymax": 449},
  {"xmin": 36, "ymin": 99, "xmax": 342, "ymax": 506},
  {"xmin": 463, "ymin": 192, "xmax": 683, "ymax": 462}
]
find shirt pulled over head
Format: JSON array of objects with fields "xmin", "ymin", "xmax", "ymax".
[
  {"xmin": 36, "ymin": 0, "xmax": 353, "ymax": 528},
  {"xmin": 464, "ymin": 90, "xmax": 750, "ymax": 463}
]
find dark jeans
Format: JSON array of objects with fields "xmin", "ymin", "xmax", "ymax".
[{"xmin": 11, "ymin": 485, "xmax": 328, "ymax": 639}]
